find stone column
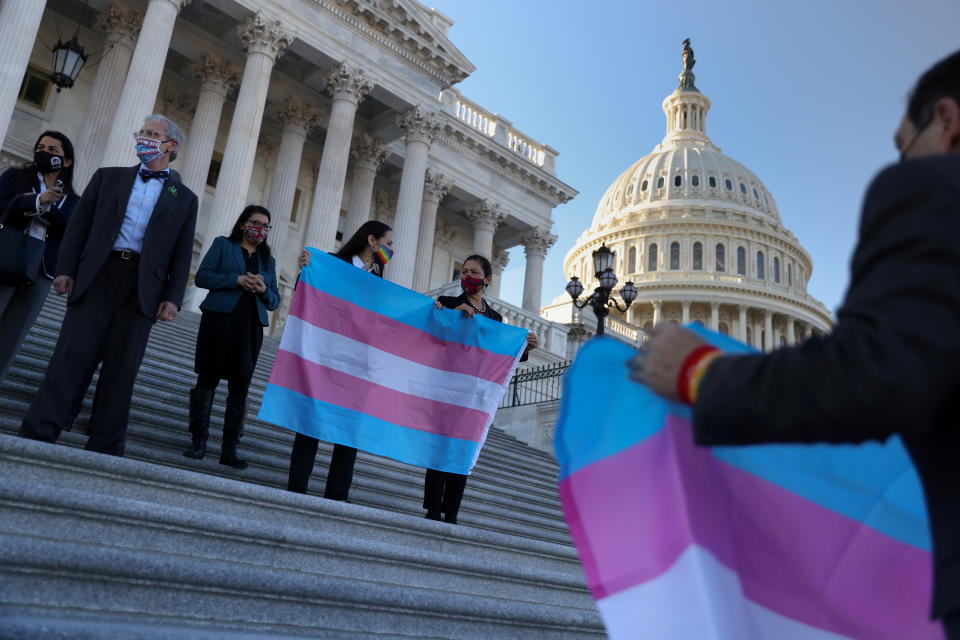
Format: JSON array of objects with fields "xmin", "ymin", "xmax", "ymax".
[
  {"xmin": 786, "ymin": 317, "xmax": 796, "ymax": 346},
  {"xmin": 386, "ymin": 106, "xmax": 440, "ymax": 288},
  {"xmin": 464, "ymin": 199, "xmax": 504, "ymax": 259},
  {"xmin": 74, "ymin": 5, "xmax": 142, "ymax": 189},
  {"xmin": 490, "ymin": 247, "xmax": 510, "ymax": 297},
  {"xmin": 652, "ymin": 300, "xmax": 662, "ymax": 325},
  {"xmin": 266, "ymin": 98, "xmax": 318, "ymax": 268},
  {"xmin": 304, "ymin": 63, "xmax": 374, "ymax": 251},
  {"xmin": 763, "ymin": 309, "xmax": 774, "ymax": 352},
  {"xmin": 344, "ymin": 133, "xmax": 387, "ymax": 237},
  {"xmin": 200, "ymin": 14, "xmax": 292, "ymax": 258},
  {"xmin": 681, "ymin": 300, "xmax": 691, "ymax": 325},
  {"xmin": 710, "ymin": 302, "xmax": 720, "ymax": 331},
  {"xmin": 0, "ymin": 0, "xmax": 46, "ymax": 149},
  {"xmin": 99, "ymin": 0, "xmax": 191, "ymax": 169},
  {"xmin": 520, "ymin": 227, "xmax": 558, "ymax": 313},
  {"xmin": 738, "ymin": 305, "xmax": 748, "ymax": 342},
  {"xmin": 412, "ymin": 169, "xmax": 452, "ymax": 292},
  {"xmin": 179, "ymin": 56, "xmax": 240, "ymax": 205}
]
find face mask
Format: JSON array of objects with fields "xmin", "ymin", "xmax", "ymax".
[
  {"xmin": 244, "ymin": 225, "xmax": 269, "ymax": 245},
  {"xmin": 461, "ymin": 275, "xmax": 486, "ymax": 295},
  {"xmin": 34, "ymin": 150, "xmax": 63, "ymax": 174},
  {"xmin": 135, "ymin": 136, "xmax": 165, "ymax": 164},
  {"xmin": 373, "ymin": 244, "xmax": 393, "ymax": 265}
]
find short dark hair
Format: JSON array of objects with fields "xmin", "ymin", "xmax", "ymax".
[
  {"xmin": 462, "ymin": 254, "xmax": 493, "ymax": 278},
  {"xmin": 336, "ymin": 220, "xmax": 393, "ymax": 275},
  {"xmin": 29, "ymin": 130, "xmax": 76, "ymax": 195},
  {"xmin": 907, "ymin": 49, "xmax": 960, "ymax": 129},
  {"xmin": 227, "ymin": 204, "xmax": 272, "ymax": 263}
]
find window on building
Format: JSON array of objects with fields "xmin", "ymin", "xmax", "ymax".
[
  {"xmin": 719, "ymin": 322, "xmax": 729, "ymax": 336},
  {"xmin": 693, "ymin": 242, "xmax": 703, "ymax": 270},
  {"xmin": 657, "ymin": 176, "xmax": 664, "ymax": 189},
  {"xmin": 206, "ymin": 152, "xmax": 223, "ymax": 188},
  {"xmin": 626, "ymin": 183, "xmax": 634, "ymax": 196},
  {"xmin": 773, "ymin": 256, "xmax": 781, "ymax": 283},
  {"xmin": 740, "ymin": 182, "xmax": 747, "ymax": 195},
  {"xmin": 753, "ymin": 187, "xmax": 760, "ymax": 200},
  {"xmin": 452, "ymin": 261, "xmax": 463, "ymax": 281},
  {"xmin": 725, "ymin": 178, "xmax": 733, "ymax": 191},
  {"xmin": 648, "ymin": 243, "xmax": 658, "ymax": 271},
  {"xmin": 18, "ymin": 66, "xmax": 52, "ymax": 110},
  {"xmin": 709, "ymin": 176, "xmax": 717, "ymax": 188},
  {"xmin": 746, "ymin": 327, "xmax": 753, "ymax": 347},
  {"xmin": 737, "ymin": 246, "xmax": 746, "ymax": 275},
  {"xmin": 628, "ymin": 246, "xmax": 637, "ymax": 273},
  {"xmin": 757, "ymin": 251, "xmax": 765, "ymax": 279},
  {"xmin": 641, "ymin": 179, "xmax": 649, "ymax": 191},
  {"xmin": 788, "ymin": 263, "xmax": 793, "ymax": 286},
  {"xmin": 692, "ymin": 175, "xmax": 700, "ymax": 187},
  {"xmin": 715, "ymin": 243, "xmax": 725, "ymax": 272},
  {"xmin": 674, "ymin": 175, "xmax": 682, "ymax": 187},
  {"xmin": 669, "ymin": 241, "xmax": 680, "ymax": 270},
  {"xmin": 290, "ymin": 188, "xmax": 302, "ymax": 224}
]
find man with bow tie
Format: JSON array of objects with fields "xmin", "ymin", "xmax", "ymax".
[{"xmin": 20, "ymin": 114, "xmax": 198, "ymax": 456}]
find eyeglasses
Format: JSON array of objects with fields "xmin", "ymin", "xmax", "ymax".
[
  {"xmin": 133, "ymin": 130, "xmax": 172, "ymax": 142},
  {"xmin": 246, "ymin": 221, "xmax": 272, "ymax": 230}
]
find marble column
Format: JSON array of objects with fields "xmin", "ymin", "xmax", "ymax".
[
  {"xmin": 0, "ymin": 0, "xmax": 46, "ymax": 149},
  {"xmin": 344, "ymin": 132, "xmax": 387, "ymax": 238},
  {"xmin": 179, "ymin": 56, "xmax": 240, "ymax": 206},
  {"xmin": 266, "ymin": 98, "xmax": 318, "ymax": 269},
  {"xmin": 786, "ymin": 317, "xmax": 796, "ymax": 346},
  {"xmin": 681, "ymin": 300, "xmax": 691, "ymax": 325},
  {"xmin": 74, "ymin": 5, "xmax": 142, "ymax": 189},
  {"xmin": 652, "ymin": 300, "xmax": 663, "ymax": 325},
  {"xmin": 304, "ymin": 63, "xmax": 374, "ymax": 252},
  {"xmin": 100, "ymin": 0, "xmax": 191, "ymax": 169},
  {"xmin": 464, "ymin": 199, "xmax": 504, "ymax": 259},
  {"xmin": 710, "ymin": 302, "xmax": 720, "ymax": 331},
  {"xmin": 520, "ymin": 227, "xmax": 558, "ymax": 313},
  {"xmin": 763, "ymin": 309, "xmax": 774, "ymax": 352},
  {"xmin": 200, "ymin": 14, "xmax": 292, "ymax": 258},
  {"xmin": 412, "ymin": 169, "xmax": 452, "ymax": 292},
  {"xmin": 738, "ymin": 305, "xmax": 748, "ymax": 342},
  {"xmin": 490, "ymin": 247, "xmax": 510, "ymax": 297},
  {"xmin": 386, "ymin": 106, "xmax": 440, "ymax": 288}
]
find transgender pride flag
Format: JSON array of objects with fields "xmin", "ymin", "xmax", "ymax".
[
  {"xmin": 259, "ymin": 249, "xmax": 527, "ymax": 474},
  {"xmin": 556, "ymin": 331, "xmax": 942, "ymax": 640}
]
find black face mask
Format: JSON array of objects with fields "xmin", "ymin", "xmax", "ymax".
[{"xmin": 34, "ymin": 150, "xmax": 64, "ymax": 174}]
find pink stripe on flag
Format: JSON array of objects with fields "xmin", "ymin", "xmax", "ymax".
[
  {"xmin": 270, "ymin": 349, "xmax": 490, "ymax": 442},
  {"xmin": 559, "ymin": 414, "xmax": 939, "ymax": 640},
  {"xmin": 292, "ymin": 281, "xmax": 517, "ymax": 385}
]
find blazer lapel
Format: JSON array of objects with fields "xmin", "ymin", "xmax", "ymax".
[
  {"xmin": 114, "ymin": 166, "xmax": 139, "ymax": 227},
  {"xmin": 142, "ymin": 171, "xmax": 181, "ymax": 240}
]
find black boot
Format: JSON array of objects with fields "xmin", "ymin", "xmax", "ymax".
[
  {"xmin": 183, "ymin": 387, "xmax": 214, "ymax": 459},
  {"xmin": 220, "ymin": 393, "xmax": 248, "ymax": 470}
]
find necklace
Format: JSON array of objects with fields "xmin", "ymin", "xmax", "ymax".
[{"xmin": 466, "ymin": 297, "xmax": 487, "ymax": 315}]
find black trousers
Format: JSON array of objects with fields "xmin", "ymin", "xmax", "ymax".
[
  {"xmin": 19, "ymin": 256, "xmax": 154, "ymax": 455},
  {"xmin": 945, "ymin": 610, "xmax": 960, "ymax": 640},
  {"xmin": 423, "ymin": 469, "xmax": 468, "ymax": 520},
  {"xmin": 196, "ymin": 372, "xmax": 250, "ymax": 400},
  {"xmin": 286, "ymin": 432, "xmax": 357, "ymax": 501}
]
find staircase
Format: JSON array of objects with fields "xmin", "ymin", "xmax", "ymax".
[{"xmin": 0, "ymin": 294, "xmax": 603, "ymax": 639}]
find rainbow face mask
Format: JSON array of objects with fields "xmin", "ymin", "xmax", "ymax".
[{"xmin": 373, "ymin": 244, "xmax": 393, "ymax": 265}]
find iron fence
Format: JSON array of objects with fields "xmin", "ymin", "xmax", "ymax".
[{"xmin": 499, "ymin": 360, "xmax": 571, "ymax": 408}]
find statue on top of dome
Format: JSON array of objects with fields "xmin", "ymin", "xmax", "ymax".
[{"xmin": 679, "ymin": 38, "xmax": 698, "ymax": 91}]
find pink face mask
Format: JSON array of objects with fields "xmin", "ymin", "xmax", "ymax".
[
  {"xmin": 460, "ymin": 275, "xmax": 486, "ymax": 295},
  {"xmin": 244, "ymin": 225, "xmax": 268, "ymax": 245}
]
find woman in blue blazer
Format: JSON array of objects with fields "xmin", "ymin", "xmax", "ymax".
[
  {"xmin": 0, "ymin": 130, "xmax": 79, "ymax": 382},
  {"xmin": 184, "ymin": 205, "xmax": 280, "ymax": 469}
]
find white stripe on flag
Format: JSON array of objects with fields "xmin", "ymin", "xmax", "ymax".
[
  {"xmin": 282, "ymin": 314, "xmax": 509, "ymax": 414},
  {"xmin": 596, "ymin": 545, "xmax": 851, "ymax": 640}
]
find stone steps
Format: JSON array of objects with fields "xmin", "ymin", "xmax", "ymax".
[{"xmin": 0, "ymin": 293, "xmax": 600, "ymax": 636}]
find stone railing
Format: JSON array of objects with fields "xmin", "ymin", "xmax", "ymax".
[
  {"xmin": 570, "ymin": 305, "xmax": 641, "ymax": 347},
  {"xmin": 425, "ymin": 282, "xmax": 569, "ymax": 360},
  {"xmin": 437, "ymin": 88, "xmax": 558, "ymax": 175}
]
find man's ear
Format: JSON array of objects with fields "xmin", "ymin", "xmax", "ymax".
[{"xmin": 934, "ymin": 97, "xmax": 960, "ymax": 153}]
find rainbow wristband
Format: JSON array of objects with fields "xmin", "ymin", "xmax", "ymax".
[{"xmin": 676, "ymin": 345, "xmax": 721, "ymax": 406}]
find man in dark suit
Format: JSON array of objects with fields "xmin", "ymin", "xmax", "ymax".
[
  {"xmin": 630, "ymin": 50, "xmax": 960, "ymax": 636},
  {"xmin": 19, "ymin": 115, "xmax": 198, "ymax": 456}
]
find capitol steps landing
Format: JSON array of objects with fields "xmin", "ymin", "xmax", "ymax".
[{"xmin": 0, "ymin": 294, "xmax": 602, "ymax": 639}]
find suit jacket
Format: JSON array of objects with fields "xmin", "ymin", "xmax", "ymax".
[
  {"xmin": 0, "ymin": 166, "xmax": 77, "ymax": 277},
  {"xmin": 437, "ymin": 293, "xmax": 529, "ymax": 362},
  {"xmin": 57, "ymin": 165, "xmax": 198, "ymax": 317},
  {"xmin": 195, "ymin": 236, "xmax": 280, "ymax": 327},
  {"xmin": 693, "ymin": 154, "xmax": 960, "ymax": 620}
]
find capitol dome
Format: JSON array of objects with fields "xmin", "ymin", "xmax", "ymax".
[{"xmin": 543, "ymin": 42, "xmax": 832, "ymax": 350}]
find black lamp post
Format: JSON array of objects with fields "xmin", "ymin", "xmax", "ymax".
[
  {"xmin": 565, "ymin": 243, "xmax": 638, "ymax": 336},
  {"xmin": 50, "ymin": 0, "xmax": 91, "ymax": 93}
]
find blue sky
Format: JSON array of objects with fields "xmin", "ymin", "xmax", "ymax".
[{"xmin": 428, "ymin": 0, "xmax": 960, "ymax": 314}]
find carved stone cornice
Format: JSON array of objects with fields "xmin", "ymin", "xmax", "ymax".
[
  {"xmin": 520, "ymin": 226, "xmax": 557, "ymax": 258},
  {"xmin": 492, "ymin": 247, "xmax": 510, "ymax": 274},
  {"xmin": 434, "ymin": 218, "xmax": 458, "ymax": 247},
  {"xmin": 422, "ymin": 169, "xmax": 451, "ymax": 204},
  {"xmin": 350, "ymin": 132, "xmax": 388, "ymax": 172},
  {"xmin": 158, "ymin": 88, "xmax": 196, "ymax": 121},
  {"xmin": 277, "ymin": 97, "xmax": 320, "ymax": 135},
  {"xmin": 193, "ymin": 55, "xmax": 241, "ymax": 97},
  {"xmin": 257, "ymin": 133, "xmax": 278, "ymax": 156},
  {"xmin": 398, "ymin": 106, "xmax": 440, "ymax": 146},
  {"xmin": 464, "ymin": 199, "xmax": 504, "ymax": 232},
  {"xmin": 325, "ymin": 62, "xmax": 374, "ymax": 105},
  {"xmin": 99, "ymin": 4, "xmax": 141, "ymax": 45},
  {"xmin": 237, "ymin": 13, "xmax": 294, "ymax": 61}
]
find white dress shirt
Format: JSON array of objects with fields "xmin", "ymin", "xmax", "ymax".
[{"xmin": 112, "ymin": 164, "xmax": 168, "ymax": 253}]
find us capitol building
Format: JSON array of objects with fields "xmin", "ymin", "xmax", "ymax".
[{"xmin": 542, "ymin": 42, "xmax": 833, "ymax": 351}]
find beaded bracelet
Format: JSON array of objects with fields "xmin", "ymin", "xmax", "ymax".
[{"xmin": 676, "ymin": 345, "xmax": 721, "ymax": 405}]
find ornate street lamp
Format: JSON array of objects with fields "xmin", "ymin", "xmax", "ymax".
[
  {"xmin": 565, "ymin": 243, "xmax": 637, "ymax": 336},
  {"xmin": 50, "ymin": 0, "xmax": 91, "ymax": 92}
]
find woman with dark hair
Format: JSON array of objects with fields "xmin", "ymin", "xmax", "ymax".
[
  {"xmin": 183, "ymin": 205, "xmax": 280, "ymax": 469},
  {"xmin": 0, "ymin": 130, "xmax": 79, "ymax": 381},
  {"xmin": 424, "ymin": 254, "xmax": 538, "ymax": 524},
  {"xmin": 288, "ymin": 219, "xmax": 394, "ymax": 501}
]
